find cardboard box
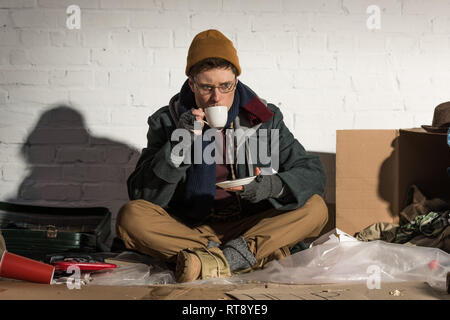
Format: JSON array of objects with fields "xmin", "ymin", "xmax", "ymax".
[{"xmin": 336, "ymin": 128, "xmax": 450, "ymax": 236}]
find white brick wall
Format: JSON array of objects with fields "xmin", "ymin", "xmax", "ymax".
[{"xmin": 1, "ymin": 0, "xmax": 449, "ymax": 240}]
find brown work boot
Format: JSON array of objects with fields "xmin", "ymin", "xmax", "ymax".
[
  {"xmin": 234, "ymin": 246, "xmax": 291, "ymax": 274},
  {"xmin": 267, "ymin": 246, "xmax": 290, "ymax": 262},
  {"xmin": 175, "ymin": 250, "xmax": 202, "ymax": 283},
  {"xmin": 175, "ymin": 247, "xmax": 232, "ymax": 283},
  {"xmin": 256, "ymin": 246, "xmax": 291, "ymax": 269}
]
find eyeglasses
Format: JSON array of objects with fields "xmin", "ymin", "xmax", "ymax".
[{"xmin": 192, "ymin": 78, "xmax": 237, "ymax": 95}]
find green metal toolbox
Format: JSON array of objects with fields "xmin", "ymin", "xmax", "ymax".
[{"xmin": 0, "ymin": 202, "xmax": 111, "ymax": 261}]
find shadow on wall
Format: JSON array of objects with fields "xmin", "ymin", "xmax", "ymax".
[
  {"xmin": 8, "ymin": 105, "xmax": 140, "ymax": 233},
  {"xmin": 310, "ymin": 151, "xmax": 336, "ymax": 235},
  {"xmin": 378, "ymin": 132, "xmax": 450, "ymax": 220},
  {"xmin": 378, "ymin": 137, "xmax": 399, "ymax": 219}
]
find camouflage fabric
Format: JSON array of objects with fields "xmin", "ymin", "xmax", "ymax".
[
  {"xmin": 355, "ymin": 222, "xmax": 398, "ymax": 243},
  {"xmin": 400, "ymin": 185, "xmax": 449, "ymax": 224},
  {"xmin": 394, "ymin": 210, "xmax": 450, "ymax": 244}
]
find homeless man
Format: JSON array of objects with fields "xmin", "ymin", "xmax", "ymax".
[{"xmin": 116, "ymin": 29, "xmax": 329, "ymax": 283}]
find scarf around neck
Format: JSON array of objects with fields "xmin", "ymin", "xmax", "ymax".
[{"xmin": 175, "ymin": 79, "xmax": 274, "ymax": 223}]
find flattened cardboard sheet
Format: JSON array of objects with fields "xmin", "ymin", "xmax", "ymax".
[{"xmin": 226, "ymin": 282, "xmax": 449, "ymax": 300}]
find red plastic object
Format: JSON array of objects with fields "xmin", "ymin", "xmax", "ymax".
[
  {"xmin": 53, "ymin": 261, "xmax": 117, "ymax": 272},
  {"xmin": 428, "ymin": 259, "xmax": 438, "ymax": 270},
  {"xmin": 0, "ymin": 251, "xmax": 55, "ymax": 284}
]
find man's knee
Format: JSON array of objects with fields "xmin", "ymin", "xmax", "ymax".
[
  {"xmin": 288, "ymin": 194, "xmax": 328, "ymax": 234},
  {"xmin": 311, "ymin": 194, "xmax": 328, "ymax": 225},
  {"xmin": 116, "ymin": 199, "xmax": 156, "ymax": 237},
  {"xmin": 305, "ymin": 194, "xmax": 329, "ymax": 234},
  {"xmin": 117, "ymin": 200, "xmax": 138, "ymax": 227}
]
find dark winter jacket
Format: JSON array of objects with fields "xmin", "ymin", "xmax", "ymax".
[{"xmin": 127, "ymin": 89, "xmax": 327, "ymax": 226}]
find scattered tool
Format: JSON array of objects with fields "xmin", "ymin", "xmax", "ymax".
[{"xmin": 47, "ymin": 253, "xmax": 117, "ymax": 273}]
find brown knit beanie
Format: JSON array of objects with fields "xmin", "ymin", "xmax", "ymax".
[{"xmin": 185, "ymin": 29, "xmax": 241, "ymax": 76}]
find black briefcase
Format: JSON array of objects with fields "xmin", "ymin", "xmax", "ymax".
[{"xmin": 0, "ymin": 202, "xmax": 111, "ymax": 261}]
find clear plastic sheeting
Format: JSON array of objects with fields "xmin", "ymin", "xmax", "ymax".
[
  {"xmin": 88, "ymin": 263, "xmax": 175, "ymax": 286},
  {"xmin": 87, "ymin": 251, "xmax": 176, "ymax": 286},
  {"xmin": 234, "ymin": 240, "xmax": 450, "ymax": 291}
]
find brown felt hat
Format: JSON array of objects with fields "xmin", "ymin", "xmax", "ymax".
[
  {"xmin": 421, "ymin": 101, "xmax": 450, "ymax": 133},
  {"xmin": 185, "ymin": 29, "xmax": 241, "ymax": 76}
]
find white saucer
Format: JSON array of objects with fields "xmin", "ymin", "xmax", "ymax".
[{"xmin": 216, "ymin": 176, "xmax": 256, "ymax": 189}]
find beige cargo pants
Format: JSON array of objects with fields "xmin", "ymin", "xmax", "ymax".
[{"xmin": 116, "ymin": 194, "xmax": 328, "ymax": 264}]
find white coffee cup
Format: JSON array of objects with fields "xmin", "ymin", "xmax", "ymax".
[{"xmin": 204, "ymin": 106, "xmax": 228, "ymax": 129}]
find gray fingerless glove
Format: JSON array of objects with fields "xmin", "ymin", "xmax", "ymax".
[
  {"xmin": 171, "ymin": 110, "xmax": 201, "ymax": 148},
  {"xmin": 177, "ymin": 109, "xmax": 197, "ymax": 131},
  {"xmin": 240, "ymin": 174, "xmax": 284, "ymax": 203}
]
